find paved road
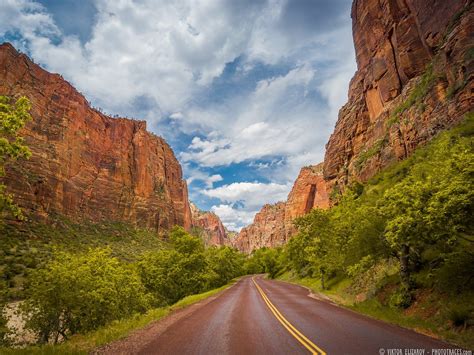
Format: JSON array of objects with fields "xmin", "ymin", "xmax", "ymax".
[{"xmin": 139, "ymin": 276, "xmax": 457, "ymax": 355}]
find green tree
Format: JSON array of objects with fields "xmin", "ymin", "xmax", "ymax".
[
  {"xmin": 22, "ymin": 249, "xmax": 149, "ymax": 343},
  {"xmin": 381, "ymin": 179, "xmax": 433, "ymax": 288},
  {"xmin": 244, "ymin": 247, "xmax": 283, "ymax": 278},
  {"xmin": 285, "ymin": 231, "xmax": 312, "ymax": 276},
  {"xmin": 205, "ymin": 246, "xmax": 244, "ymax": 288},
  {"xmin": 0, "ymin": 96, "xmax": 32, "ymax": 220},
  {"xmin": 138, "ymin": 227, "xmax": 209, "ymax": 305},
  {"xmin": 381, "ymin": 129, "xmax": 474, "ymax": 291}
]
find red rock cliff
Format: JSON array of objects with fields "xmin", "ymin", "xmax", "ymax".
[
  {"xmin": 233, "ymin": 1, "xmax": 473, "ymax": 252},
  {"xmin": 324, "ymin": 0, "xmax": 473, "ymax": 190},
  {"xmin": 190, "ymin": 203, "xmax": 229, "ymax": 246},
  {"xmin": 0, "ymin": 43, "xmax": 192, "ymax": 231},
  {"xmin": 233, "ymin": 164, "xmax": 329, "ymax": 253}
]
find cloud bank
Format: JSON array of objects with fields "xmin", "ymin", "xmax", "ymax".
[{"xmin": 0, "ymin": 0, "xmax": 356, "ymax": 230}]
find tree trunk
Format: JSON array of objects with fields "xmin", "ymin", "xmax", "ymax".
[{"xmin": 400, "ymin": 244, "xmax": 411, "ymax": 288}]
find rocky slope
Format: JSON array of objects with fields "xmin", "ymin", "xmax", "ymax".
[
  {"xmin": 190, "ymin": 203, "xmax": 229, "ymax": 246},
  {"xmin": 324, "ymin": 0, "xmax": 473, "ymax": 191},
  {"xmin": 233, "ymin": 164, "xmax": 329, "ymax": 253},
  {"xmin": 0, "ymin": 43, "xmax": 192, "ymax": 232}
]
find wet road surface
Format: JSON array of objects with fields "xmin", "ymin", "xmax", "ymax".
[{"xmin": 138, "ymin": 276, "xmax": 457, "ymax": 355}]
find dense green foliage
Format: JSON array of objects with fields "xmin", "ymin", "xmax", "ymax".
[
  {"xmin": 251, "ymin": 114, "xmax": 474, "ymax": 305},
  {"xmin": 22, "ymin": 249, "xmax": 150, "ymax": 344},
  {"xmin": 138, "ymin": 227, "xmax": 209, "ymax": 306},
  {"xmin": 0, "ymin": 96, "xmax": 32, "ymax": 220},
  {"xmin": 0, "ymin": 95, "xmax": 32, "ymax": 345},
  {"xmin": 306, "ymin": 114, "xmax": 471, "ymax": 292},
  {"xmin": 205, "ymin": 246, "xmax": 245, "ymax": 288},
  {"xmin": 15, "ymin": 227, "xmax": 244, "ymax": 344},
  {"xmin": 244, "ymin": 247, "xmax": 284, "ymax": 278},
  {"xmin": 0, "ymin": 216, "xmax": 167, "ymax": 300}
]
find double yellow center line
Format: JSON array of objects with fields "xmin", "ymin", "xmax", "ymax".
[{"xmin": 252, "ymin": 277, "xmax": 326, "ymax": 355}]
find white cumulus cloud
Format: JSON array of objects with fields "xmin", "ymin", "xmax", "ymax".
[{"xmin": 0, "ymin": 0, "xmax": 356, "ymax": 231}]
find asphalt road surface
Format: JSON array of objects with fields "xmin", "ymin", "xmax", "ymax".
[{"xmin": 138, "ymin": 276, "xmax": 458, "ymax": 355}]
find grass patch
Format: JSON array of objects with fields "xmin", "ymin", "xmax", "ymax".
[
  {"xmin": 354, "ymin": 137, "xmax": 388, "ymax": 172},
  {"xmin": 0, "ymin": 279, "xmax": 239, "ymax": 354},
  {"xmin": 446, "ymin": 79, "xmax": 468, "ymax": 100},
  {"xmin": 388, "ymin": 63, "xmax": 436, "ymax": 127},
  {"xmin": 351, "ymin": 298, "xmax": 437, "ymax": 334}
]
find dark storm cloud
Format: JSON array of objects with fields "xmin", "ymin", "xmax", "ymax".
[
  {"xmin": 36, "ymin": 0, "xmax": 97, "ymax": 43},
  {"xmin": 278, "ymin": 0, "xmax": 351, "ymax": 36}
]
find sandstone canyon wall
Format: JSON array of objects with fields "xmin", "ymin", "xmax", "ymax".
[
  {"xmin": 190, "ymin": 203, "xmax": 229, "ymax": 246},
  {"xmin": 0, "ymin": 43, "xmax": 192, "ymax": 232},
  {"xmin": 233, "ymin": 164, "xmax": 329, "ymax": 253},
  {"xmin": 235, "ymin": 0, "xmax": 473, "ymax": 252},
  {"xmin": 324, "ymin": 0, "xmax": 473, "ymax": 190}
]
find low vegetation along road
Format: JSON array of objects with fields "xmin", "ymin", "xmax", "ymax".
[{"xmin": 105, "ymin": 276, "xmax": 457, "ymax": 355}]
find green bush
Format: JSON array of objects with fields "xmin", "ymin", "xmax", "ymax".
[
  {"xmin": 434, "ymin": 250, "xmax": 474, "ymax": 293},
  {"xmin": 21, "ymin": 249, "xmax": 150, "ymax": 344},
  {"xmin": 389, "ymin": 285, "xmax": 413, "ymax": 309}
]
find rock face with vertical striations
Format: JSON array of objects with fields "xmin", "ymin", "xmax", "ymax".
[
  {"xmin": 233, "ymin": 164, "xmax": 329, "ymax": 253},
  {"xmin": 0, "ymin": 42, "xmax": 192, "ymax": 232},
  {"xmin": 190, "ymin": 203, "xmax": 229, "ymax": 246},
  {"xmin": 324, "ymin": 0, "xmax": 473, "ymax": 191},
  {"xmin": 233, "ymin": 0, "xmax": 473, "ymax": 252}
]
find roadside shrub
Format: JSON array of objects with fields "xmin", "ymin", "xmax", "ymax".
[
  {"xmin": 389, "ymin": 284, "xmax": 413, "ymax": 309},
  {"xmin": 22, "ymin": 249, "xmax": 150, "ymax": 344},
  {"xmin": 434, "ymin": 250, "xmax": 474, "ymax": 293}
]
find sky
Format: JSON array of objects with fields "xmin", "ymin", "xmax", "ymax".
[{"xmin": 0, "ymin": 0, "xmax": 356, "ymax": 231}]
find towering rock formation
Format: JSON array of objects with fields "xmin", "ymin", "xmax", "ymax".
[
  {"xmin": 234, "ymin": 0, "xmax": 473, "ymax": 252},
  {"xmin": 190, "ymin": 203, "xmax": 229, "ymax": 246},
  {"xmin": 324, "ymin": 0, "xmax": 473, "ymax": 190},
  {"xmin": 285, "ymin": 164, "xmax": 330, "ymax": 221},
  {"xmin": 0, "ymin": 43, "xmax": 192, "ymax": 232},
  {"xmin": 233, "ymin": 164, "xmax": 329, "ymax": 253}
]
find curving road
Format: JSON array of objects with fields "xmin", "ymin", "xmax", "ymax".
[{"xmin": 132, "ymin": 276, "xmax": 457, "ymax": 354}]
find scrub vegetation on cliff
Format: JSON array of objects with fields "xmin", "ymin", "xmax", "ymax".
[
  {"xmin": 245, "ymin": 114, "xmax": 474, "ymax": 348},
  {"xmin": 0, "ymin": 96, "xmax": 31, "ymax": 221}
]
